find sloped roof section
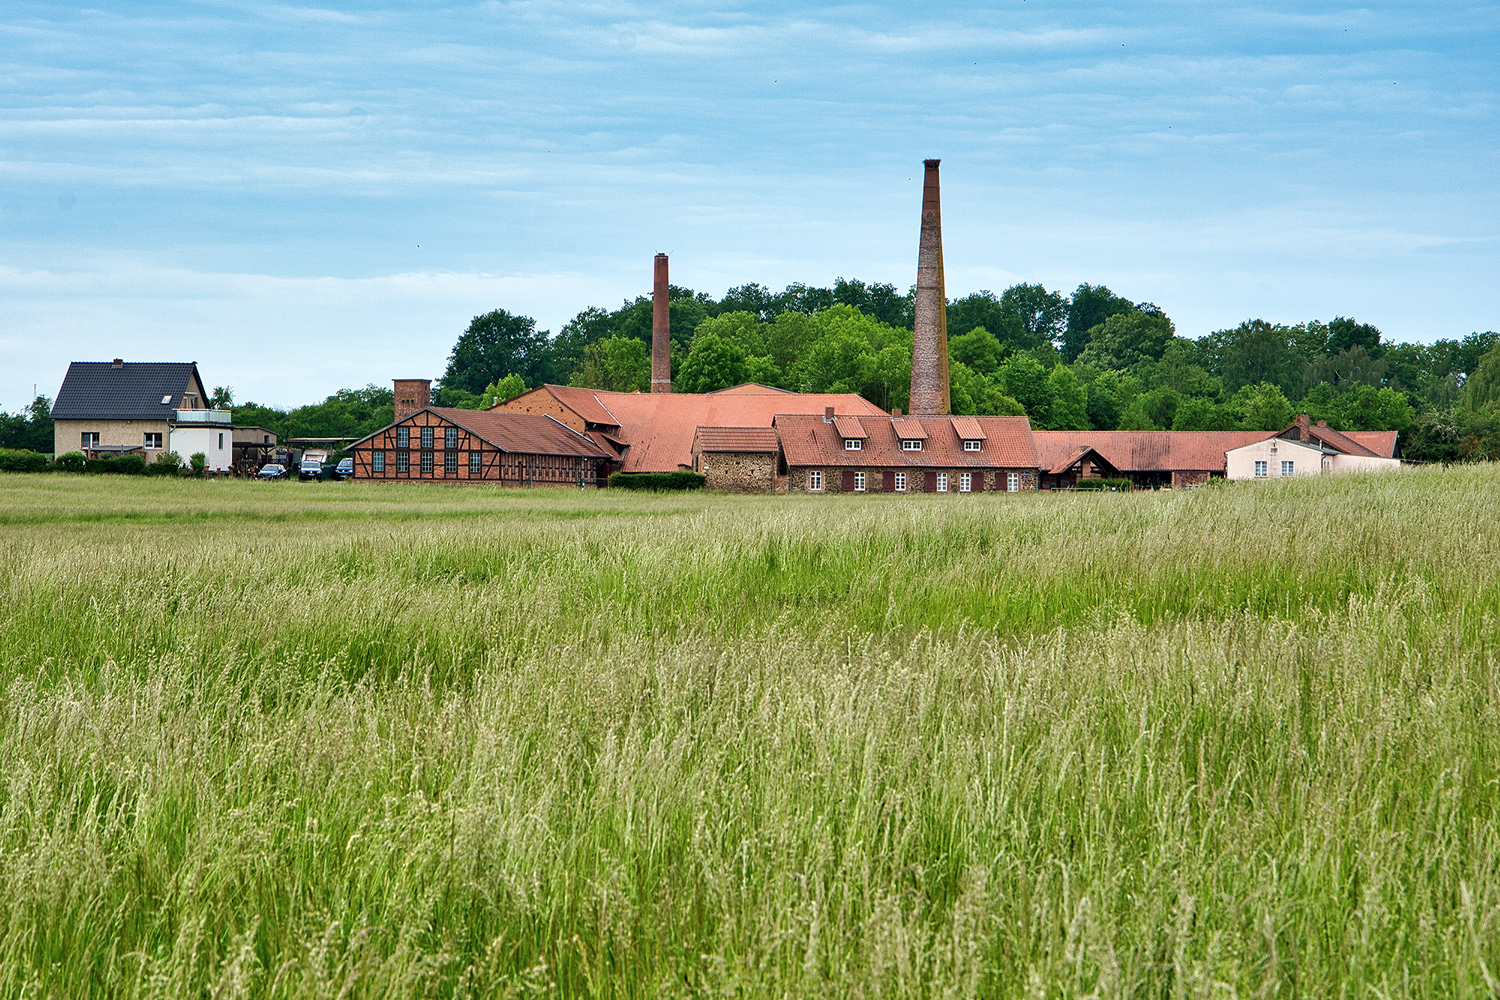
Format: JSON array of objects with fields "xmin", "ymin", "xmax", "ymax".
[
  {"xmin": 950, "ymin": 416, "xmax": 986, "ymax": 441},
  {"xmin": 832, "ymin": 416, "xmax": 867, "ymax": 439},
  {"xmin": 776, "ymin": 414, "xmax": 1038, "ymax": 469},
  {"xmin": 1033, "ymin": 431, "xmax": 1275, "ymax": 473},
  {"xmin": 1307, "ymin": 425, "xmax": 1381, "ymax": 458},
  {"xmin": 500, "ymin": 386, "xmax": 886, "ymax": 472},
  {"xmin": 706, "ymin": 383, "xmax": 793, "ymax": 395},
  {"xmin": 695, "ymin": 427, "xmax": 780, "ymax": 452},
  {"xmin": 1340, "ymin": 430, "xmax": 1398, "ymax": 458},
  {"xmin": 890, "ymin": 418, "xmax": 929, "ymax": 440},
  {"xmin": 51, "ymin": 361, "xmax": 205, "ymax": 421},
  {"xmin": 433, "ymin": 408, "xmax": 611, "ymax": 457}
]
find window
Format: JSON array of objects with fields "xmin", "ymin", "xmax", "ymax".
[
  {"xmin": 854, "ymin": 472, "xmax": 866, "ymax": 492},
  {"xmin": 469, "ymin": 451, "xmax": 481, "ymax": 475},
  {"xmin": 844, "ymin": 439, "xmax": 862, "ymax": 451},
  {"xmin": 1254, "ymin": 460, "xmax": 1268, "ymax": 478},
  {"xmin": 144, "ymin": 432, "xmax": 162, "ymax": 448},
  {"xmin": 963, "ymin": 440, "xmax": 982, "ymax": 452},
  {"xmin": 901, "ymin": 439, "xmax": 923, "ymax": 451},
  {"xmin": 936, "ymin": 473, "xmax": 948, "ymax": 492},
  {"xmin": 445, "ymin": 426, "xmax": 458, "ymax": 449},
  {"xmin": 959, "ymin": 472, "xmax": 972, "ymax": 493},
  {"xmin": 1281, "ymin": 460, "xmax": 1294, "ymax": 477},
  {"xmin": 80, "ymin": 432, "xmax": 100, "ymax": 448},
  {"xmin": 1007, "ymin": 473, "xmax": 1019, "ymax": 493},
  {"xmin": 445, "ymin": 450, "xmax": 458, "ymax": 474},
  {"xmin": 396, "ymin": 451, "xmax": 410, "ymax": 473},
  {"xmin": 808, "ymin": 470, "xmax": 823, "ymax": 491},
  {"xmin": 372, "ymin": 450, "xmax": 386, "ymax": 473},
  {"xmin": 396, "ymin": 427, "xmax": 409, "ymax": 448},
  {"xmin": 420, "ymin": 426, "xmax": 434, "ymax": 449},
  {"xmin": 421, "ymin": 451, "xmax": 434, "ymax": 474},
  {"xmin": 218, "ymin": 433, "xmax": 224, "ymax": 449}
]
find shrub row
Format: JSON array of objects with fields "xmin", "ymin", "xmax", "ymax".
[
  {"xmin": 607, "ymin": 470, "xmax": 707, "ymax": 491},
  {"xmin": 0, "ymin": 450, "xmax": 208, "ymax": 477},
  {"xmin": 1074, "ymin": 477, "xmax": 1133, "ymax": 492}
]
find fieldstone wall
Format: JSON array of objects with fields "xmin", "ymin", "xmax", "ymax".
[{"xmin": 702, "ymin": 451, "xmax": 777, "ymax": 493}]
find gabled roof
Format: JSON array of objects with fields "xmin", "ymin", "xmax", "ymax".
[
  {"xmin": 705, "ymin": 383, "xmax": 793, "ymax": 395},
  {"xmin": 1305, "ymin": 424, "xmax": 1380, "ymax": 458},
  {"xmin": 350, "ymin": 408, "xmax": 610, "ymax": 458},
  {"xmin": 694, "ymin": 427, "xmax": 780, "ymax": 453},
  {"xmin": 949, "ymin": 416, "xmax": 986, "ymax": 441},
  {"xmin": 832, "ymin": 416, "xmax": 867, "ymax": 439},
  {"xmin": 776, "ymin": 414, "xmax": 1039, "ymax": 469},
  {"xmin": 51, "ymin": 361, "xmax": 207, "ymax": 421},
  {"xmin": 1341, "ymin": 430, "xmax": 1398, "ymax": 458},
  {"xmin": 1044, "ymin": 444, "xmax": 1120, "ymax": 477},
  {"xmin": 1033, "ymin": 431, "xmax": 1275, "ymax": 473},
  {"xmin": 890, "ymin": 417, "xmax": 929, "ymax": 440},
  {"xmin": 499, "ymin": 386, "xmax": 886, "ymax": 472}
]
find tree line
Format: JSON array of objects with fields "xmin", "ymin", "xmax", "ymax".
[{"xmin": 3, "ymin": 278, "xmax": 1495, "ymax": 463}]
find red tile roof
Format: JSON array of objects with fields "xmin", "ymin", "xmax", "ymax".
[
  {"xmin": 1307, "ymin": 425, "xmax": 1381, "ymax": 458},
  {"xmin": 694, "ymin": 426, "xmax": 780, "ymax": 452},
  {"xmin": 432, "ymin": 408, "xmax": 612, "ymax": 457},
  {"xmin": 890, "ymin": 417, "xmax": 929, "ymax": 440},
  {"xmin": 1033, "ymin": 430, "xmax": 1274, "ymax": 473},
  {"xmin": 832, "ymin": 416, "xmax": 868, "ymax": 439},
  {"xmin": 509, "ymin": 386, "xmax": 886, "ymax": 472},
  {"xmin": 949, "ymin": 415, "xmax": 986, "ymax": 441},
  {"xmin": 1341, "ymin": 430, "xmax": 1398, "ymax": 458},
  {"xmin": 776, "ymin": 414, "xmax": 1038, "ymax": 469}
]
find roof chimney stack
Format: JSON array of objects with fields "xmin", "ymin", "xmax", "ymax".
[
  {"xmin": 909, "ymin": 159, "xmax": 951, "ymax": 415},
  {"xmin": 393, "ymin": 378, "xmax": 431, "ymax": 422},
  {"xmin": 824, "ymin": 406, "xmax": 835, "ymax": 422},
  {"xmin": 651, "ymin": 254, "xmax": 671, "ymax": 394},
  {"xmin": 111, "ymin": 358, "xmax": 123, "ymax": 368}
]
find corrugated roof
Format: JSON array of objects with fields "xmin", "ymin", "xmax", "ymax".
[
  {"xmin": 949, "ymin": 415, "xmax": 986, "ymax": 441},
  {"xmin": 832, "ymin": 416, "xmax": 867, "ymax": 439},
  {"xmin": 505, "ymin": 386, "xmax": 886, "ymax": 472},
  {"xmin": 694, "ymin": 426, "xmax": 780, "ymax": 452},
  {"xmin": 51, "ymin": 361, "xmax": 206, "ymax": 421},
  {"xmin": 776, "ymin": 414, "xmax": 1038, "ymax": 469},
  {"xmin": 1033, "ymin": 430, "xmax": 1275, "ymax": 473}
]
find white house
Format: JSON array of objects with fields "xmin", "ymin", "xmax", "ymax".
[{"xmin": 1226, "ymin": 415, "xmax": 1400, "ymax": 481}]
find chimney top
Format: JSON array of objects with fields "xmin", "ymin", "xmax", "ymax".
[
  {"xmin": 824, "ymin": 406, "xmax": 835, "ymax": 422},
  {"xmin": 1317, "ymin": 419, "xmax": 1329, "ymax": 427},
  {"xmin": 891, "ymin": 407, "xmax": 903, "ymax": 418},
  {"xmin": 111, "ymin": 358, "xmax": 123, "ymax": 368},
  {"xmin": 923, "ymin": 158, "xmax": 941, "ymax": 167}
]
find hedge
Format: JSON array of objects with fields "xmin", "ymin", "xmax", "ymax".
[
  {"xmin": 50, "ymin": 452, "xmax": 86, "ymax": 474},
  {"xmin": 0, "ymin": 448, "xmax": 48, "ymax": 473},
  {"xmin": 607, "ymin": 471, "xmax": 707, "ymax": 491},
  {"xmin": 1074, "ymin": 477, "xmax": 1133, "ymax": 492}
]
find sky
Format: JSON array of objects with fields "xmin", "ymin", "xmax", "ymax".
[{"xmin": 1, "ymin": 1, "xmax": 1496, "ymax": 411}]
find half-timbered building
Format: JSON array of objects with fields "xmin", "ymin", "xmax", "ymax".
[{"xmin": 348, "ymin": 406, "xmax": 614, "ymax": 485}]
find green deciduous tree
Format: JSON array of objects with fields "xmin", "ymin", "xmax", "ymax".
[
  {"xmin": 443, "ymin": 309, "xmax": 551, "ymax": 394},
  {"xmin": 572, "ymin": 337, "xmax": 651, "ymax": 393},
  {"xmin": 998, "ymin": 355, "xmax": 1053, "ymax": 420},
  {"xmin": 1043, "ymin": 366, "xmax": 1089, "ymax": 430},
  {"xmin": 1064, "ymin": 284, "xmax": 1135, "ymax": 362},
  {"xmin": 948, "ymin": 326, "xmax": 1005, "ymax": 377},
  {"xmin": 1232, "ymin": 382, "xmax": 1294, "ymax": 431},
  {"xmin": 676, "ymin": 334, "xmax": 749, "ymax": 394}
]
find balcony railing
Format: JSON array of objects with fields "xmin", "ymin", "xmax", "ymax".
[{"xmin": 173, "ymin": 408, "xmax": 233, "ymax": 424}]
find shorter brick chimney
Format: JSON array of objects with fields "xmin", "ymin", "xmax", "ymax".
[
  {"xmin": 393, "ymin": 379, "xmax": 431, "ymax": 422},
  {"xmin": 1293, "ymin": 413, "xmax": 1311, "ymax": 442},
  {"xmin": 111, "ymin": 358, "xmax": 123, "ymax": 368},
  {"xmin": 824, "ymin": 406, "xmax": 835, "ymax": 422},
  {"xmin": 891, "ymin": 407, "xmax": 903, "ymax": 418}
]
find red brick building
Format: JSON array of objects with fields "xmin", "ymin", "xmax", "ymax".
[{"xmin": 773, "ymin": 410, "xmax": 1040, "ymax": 494}]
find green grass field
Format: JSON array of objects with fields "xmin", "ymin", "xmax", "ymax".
[{"xmin": 1, "ymin": 471, "xmax": 1497, "ymax": 998}]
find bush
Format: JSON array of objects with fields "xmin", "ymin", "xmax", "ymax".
[
  {"xmin": 189, "ymin": 452, "xmax": 207, "ymax": 478},
  {"xmin": 146, "ymin": 451, "xmax": 183, "ymax": 476},
  {"xmin": 1075, "ymin": 477, "xmax": 1132, "ymax": 492},
  {"xmin": 608, "ymin": 471, "xmax": 707, "ymax": 492},
  {"xmin": 0, "ymin": 448, "xmax": 48, "ymax": 473},
  {"xmin": 86, "ymin": 453, "xmax": 114, "ymax": 474},
  {"xmin": 106, "ymin": 455, "xmax": 148, "ymax": 476},
  {"xmin": 50, "ymin": 451, "xmax": 86, "ymax": 474}
]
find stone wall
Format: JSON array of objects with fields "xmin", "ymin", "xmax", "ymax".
[
  {"xmin": 786, "ymin": 466, "xmax": 1040, "ymax": 494},
  {"xmin": 701, "ymin": 451, "xmax": 776, "ymax": 493}
]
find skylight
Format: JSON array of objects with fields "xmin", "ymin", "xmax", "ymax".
[{"xmin": 161, "ymin": 395, "xmax": 172, "ymax": 404}]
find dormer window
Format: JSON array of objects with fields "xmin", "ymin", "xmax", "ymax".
[
  {"xmin": 901, "ymin": 439, "xmax": 923, "ymax": 452},
  {"xmin": 844, "ymin": 439, "xmax": 862, "ymax": 451},
  {"xmin": 963, "ymin": 440, "xmax": 982, "ymax": 452}
]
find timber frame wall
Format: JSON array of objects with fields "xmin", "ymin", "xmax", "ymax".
[{"xmin": 351, "ymin": 410, "xmax": 596, "ymax": 485}]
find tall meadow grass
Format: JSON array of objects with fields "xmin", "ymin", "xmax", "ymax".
[{"xmin": 0, "ymin": 471, "xmax": 1496, "ymax": 997}]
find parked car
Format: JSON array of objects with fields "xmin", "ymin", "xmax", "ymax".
[
  {"xmin": 255, "ymin": 463, "xmax": 288, "ymax": 480},
  {"xmin": 333, "ymin": 457, "xmax": 355, "ymax": 480},
  {"xmin": 298, "ymin": 457, "xmax": 325, "ymax": 481}
]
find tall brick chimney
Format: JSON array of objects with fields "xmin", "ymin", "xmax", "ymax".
[
  {"xmin": 651, "ymin": 253, "xmax": 671, "ymax": 394},
  {"xmin": 393, "ymin": 379, "xmax": 431, "ymax": 422},
  {"xmin": 909, "ymin": 159, "xmax": 951, "ymax": 415}
]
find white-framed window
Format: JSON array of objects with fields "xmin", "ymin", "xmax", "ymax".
[
  {"xmin": 1281, "ymin": 460, "xmax": 1294, "ymax": 477},
  {"xmin": 959, "ymin": 472, "xmax": 972, "ymax": 492},
  {"xmin": 901, "ymin": 439, "xmax": 923, "ymax": 451},
  {"xmin": 420, "ymin": 426, "xmax": 434, "ymax": 449},
  {"xmin": 469, "ymin": 451, "xmax": 481, "ymax": 475},
  {"xmin": 963, "ymin": 440, "xmax": 981, "ymax": 452},
  {"xmin": 372, "ymin": 450, "xmax": 386, "ymax": 473},
  {"xmin": 446, "ymin": 426, "xmax": 459, "ymax": 449},
  {"xmin": 144, "ymin": 432, "xmax": 162, "ymax": 448},
  {"xmin": 1007, "ymin": 472, "xmax": 1019, "ymax": 493},
  {"xmin": 894, "ymin": 472, "xmax": 907, "ymax": 492},
  {"xmin": 1254, "ymin": 460, "xmax": 1268, "ymax": 478},
  {"xmin": 844, "ymin": 438, "xmax": 862, "ymax": 451},
  {"xmin": 396, "ymin": 427, "xmax": 410, "ymax": 448},
  {"xmin": 808, "ymin": 470, "xmax": 823, "ymax": 491},
  {"xmin": 218, "ymin": 432, "xmax": 224, "ymax": 449},
  {"xmin": 445, "ymin": 450, "xmax": 458, "ymax": 474},
  {"xmin": 81, "ymin": 432, "xmax": 100, "ymax": 448},
  {"xmin": 936, "ymin": 473, "xmax": 948, "ymax": 492},
  {"xmin": 854, "ymin": 471, "xmax": 866, "ymax": 491},
  {"xmin": 396, "ymin": 451, "xmax": 409, "ymax": 473}
]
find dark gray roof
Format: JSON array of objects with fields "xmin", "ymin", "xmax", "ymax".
[{"xmin": 51, "ymin": 362, "xmax": 205, "ymax": 421}]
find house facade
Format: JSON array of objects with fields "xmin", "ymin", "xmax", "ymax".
[
  {"xmin": 51, "ymin": 359, "xmax": 232, "ymax": 470},
  {"xmin": 1225, "ymin": 416, "xmax": 1401, "ymax": 480},
  {"xmin": 347, "ymin": 406, "xmax": 613, "ymax": 485},
  {"xmin": 691, "ymin": 427, "xmax": 780, "ymax": 493},
  {"xmin": 773, "ymin": 410, "xmax": 1040, "ymax": 494}
]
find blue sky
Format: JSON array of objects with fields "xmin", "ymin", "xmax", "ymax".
[{"xmin": 2, "ymin": 1, "xmax": 1496, "ymax": 410}]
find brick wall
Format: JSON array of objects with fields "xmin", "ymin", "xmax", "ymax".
[{"xmin": 787, "ymin": 466, "xmax": 1039, "ymax": 494}]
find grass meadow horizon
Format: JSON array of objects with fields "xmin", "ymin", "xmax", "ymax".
[{"xmin": 0, "ymin": 471, "xmax": 1496, "ymax": 997}]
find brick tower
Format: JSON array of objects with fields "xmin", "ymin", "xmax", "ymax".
[
  {"xmin": 651, "ymin": 253, "xmax": 671, "ymax": 393},
  {"xmin": 909, "ymin": 159, "xmax": 950, "ymax": 415}
]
